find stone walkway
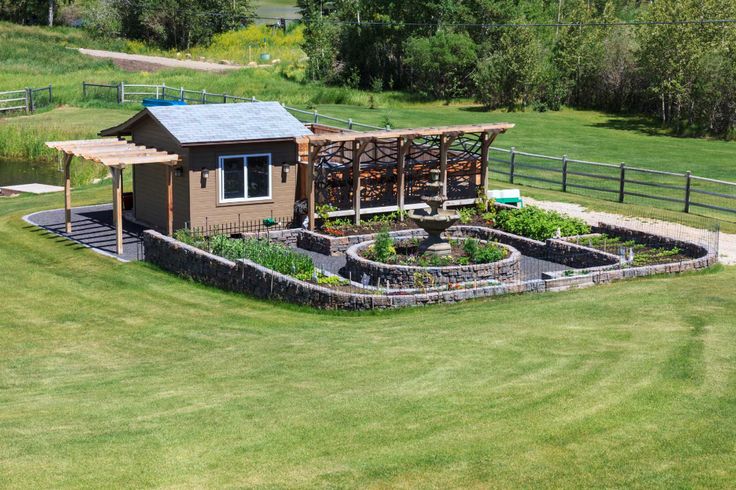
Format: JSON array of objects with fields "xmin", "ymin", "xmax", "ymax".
[{"xmin": 24, "ymin": 204, "xmax": 145, "ymax": 262}]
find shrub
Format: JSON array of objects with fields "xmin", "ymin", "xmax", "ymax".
[
  {"xmin": 458, "ymin": 207, "xmax": 475, "ymax": 224},
  {"xmin": 495, "ymin": 206, "xmax": 590, "ymax": 241}
]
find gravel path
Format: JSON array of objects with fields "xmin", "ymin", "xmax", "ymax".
[
  {"xmin": 79, "ymin": 48, "xmax": 244, "ymax": 72},
  {"xmin": 524, "ymin": 197, "xmax": 734, "ymax": 265}
]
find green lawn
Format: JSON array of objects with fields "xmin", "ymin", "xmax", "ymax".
[{"xmin": 1, "ymin": 180, "xmax": 736, "ymax": 488}]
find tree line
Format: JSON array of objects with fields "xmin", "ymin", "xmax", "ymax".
[
  {"xmin": 298, "ymin": 0, "xmax": 736, "ymax": 139},
  {"xmin": 0, "ymin": 0, "xmax": 253, "ymax": 49}
]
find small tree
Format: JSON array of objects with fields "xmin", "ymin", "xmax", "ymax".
[
  {"xmin": 473, "ymin": 21, "xmax": 542, "ymax": 110},
  {"xmin": 403, "ymin": 31, "xmax": 478, "ymax": 101}
]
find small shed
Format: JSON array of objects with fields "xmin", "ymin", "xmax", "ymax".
[{"xmin": 100, "ymin": 102, "xmax": 313, "ymax": 232}]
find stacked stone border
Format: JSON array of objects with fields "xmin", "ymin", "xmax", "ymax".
[
  {"xmin": 344, "ymin": 239, "xmax": 521, "ymax": 288},
  {"xmin": 143, "ymin": 219, "xmax": 718, "ymax": 310}
]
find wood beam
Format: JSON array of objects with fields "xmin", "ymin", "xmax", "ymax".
[
  {"xmin": 306, "ymin": 123, "xmax": 515, "ymax": 145},
  {"xmin": 480, "ymin": 131, "xmax": 491, "ymax": 194},
  {"xmin": 111, "ymin": 166, "xmax": 123, "ymax": 255},
  {"xmin": 166, "ymin": 164, "xmax": 174, "ymax": 236},
  {"xmin": 101, "ymin": 155, "xmax": 179, "ymax": 166},
  {"xmin": 396, "ymin": 137, "xmax": 410, "ymax": 221},
  {"xmin": 352, "ymin": 140, "xmax": 367, "ymax": 225},
  {"xmin": 63, "ymin": 153, "xmax": 72, "ymax": 233},
  {"xmin": 307, "ymin": 144, "xmax": 316, "ymax": 231},
  {"xmin": 439, "ymin": 132, "xmax": 459, "ymax": 208}
]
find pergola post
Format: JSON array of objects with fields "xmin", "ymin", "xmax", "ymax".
[
  {"xmin": 439, "ymin": 134, "xmax": 448, "ymax": 201},
  {"xmin": 63, "ymin": 153, "xmax": 73, "ymax": 233},
  {"xmin": 111, "ymin": 166, "xmax": 124, "ymax": 255},
  {"xmin": 307, "ymin": 143, "xmax": 320, "ymax": 231},
  {"xmin": 166, "ymin": 164, "xmax": 174, "ymax": 236},
  {"xmin": 480, "ymin": 131, "xmax": 491, "ymax": 194},
  {"xmin": 396, "ymin": 137, "xmax": 409, "ymax": 221},
  {"xmin": 352, "ymin": 140, "xmax": 362, "ymax": 225}
]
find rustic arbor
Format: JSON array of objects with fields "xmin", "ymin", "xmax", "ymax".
[
  {"xmin": 303, "ymin": 123, "xmax": 514, "ymax": 230},
  {"xmin": 45, "ymin": 138, "xmax": 180, "ymax": 255}
]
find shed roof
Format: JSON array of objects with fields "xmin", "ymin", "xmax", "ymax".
[{"xmin": 100, "ymin": 102, "xmax": 313, "ymax": 145}]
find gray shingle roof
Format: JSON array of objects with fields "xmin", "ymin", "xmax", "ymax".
[{"xmin": 146, "ymin": 102, "xmax": 313, "ymax": 144}]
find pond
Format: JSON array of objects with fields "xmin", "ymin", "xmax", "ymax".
[{"xmin": 0, "ymin": 158, "xmax": 63, "ymax": 187}]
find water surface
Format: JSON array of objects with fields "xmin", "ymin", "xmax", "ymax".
[{"xmin": 0, "ymin": 159, "xmax": 63, "ymax": 187}]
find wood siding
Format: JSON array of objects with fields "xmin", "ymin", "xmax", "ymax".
[
  {"xmin": 187, "ymin": 140, "xmax": 300, "ymax": 229},
  {"xmin": 130, "ymin": 116, "xmax": 189, "ymax": 231}
]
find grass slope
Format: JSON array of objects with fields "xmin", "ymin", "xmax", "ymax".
[{"xmin": 1, "ymin": 184, "xmax": 736, "ymax": 487}]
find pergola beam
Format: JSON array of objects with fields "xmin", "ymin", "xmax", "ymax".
[
  {"xmin": 307, "ymin": 123, "xmax": 514, "ymax": 145},
  {"xmin": 45, "ymin": 138, "xmax": 182, "ymax": 257}
]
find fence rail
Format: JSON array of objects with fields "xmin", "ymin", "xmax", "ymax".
[
  {"xmin": 0, "ymin": 85, "xmax": 52, "ymax": 113},
  {"xmin": 81, "ymin": 81, "xmax": 388, "ymax": 131},
  {"xmin": 490, "ymin": 147, "xmax": 736, "ymax": 218}
]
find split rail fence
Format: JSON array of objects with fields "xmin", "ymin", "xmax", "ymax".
[
  {"xmin": 81, "ymin": 81, "xmax": 387, "ymax": 131},
  {"xmin": 489, "ymin": 147, "xmax": 736, "ymax": 219},
  {"xmin": 81, "ymin": 81, "xmax": 736, "ymax": 220},
  {"xmin": 0, "ymin": 85, "xmax": 52, "ymax": 113}
]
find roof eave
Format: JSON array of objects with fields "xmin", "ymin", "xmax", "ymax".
[{"xmin": 179, "ymin": 136, "xmax": 309, "ymax": 147}]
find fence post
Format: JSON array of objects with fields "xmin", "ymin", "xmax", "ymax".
[
  {"xmin": 156, "ymin": 85, "xmax": 160, "ymax": 99},
  {"xmin": 82, "ymin": 81, "xmax": 87, "ymax": 98},
  {"xmin": 161, "ymin": 82, "xmax": 166, "ymax": 99},
  {"xmin": 561, "ymin": 154, "xmax": 568, "ymax": 192},
  {"xmin": 618, "ymin": 163, "xmax": 626, "ymax": 203},
  {"xmin": 684, "ymin": 171, "xmax": 692, "ymax": 213},
  {"xmin": 179, "ymin": 87, "xmax": 184, "ymax": 101},
  {"xmin": 223, "ymin": 94, "xmax": 227, "ymax": 103},
  {"xmin": 252, "ymin": 96, "xmax": 257, "ymax": 103},
  {"xmin": 201, "ymin": 89, "xmax": 207, "ymax": 104},
  {"xmin": 509, "ymin": 147, "xmax": 516, "ymax": 184},
  {"xmin": 348, "ymin": 118, "xmax": 353, "ymax": 130},
  {"xmin": 27, "ymin": 88, "xmax": 34, "ymax": 112},
  {"xmin": 48, "ymin": 84, "xmax": 52, "ymax": 104},
  {"xmin": 313, "ymin": 110, "xmax": 319, "ymax": 124},
  {"xmin": 117, "ymin": 82, "xmax": 124, "ymax": 104}
]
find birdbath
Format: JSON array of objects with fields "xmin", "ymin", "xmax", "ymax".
[{"xmin": 407, "ymin": 168, "xmax": 460, "ymax": 257}]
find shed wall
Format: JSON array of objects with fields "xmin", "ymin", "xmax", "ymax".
[
  {"xmin": 130, "ymin": 116, "xmax": 190, "ymax": 231},
  {"xmin": 187, "ymin": 140, "xmax": 301, "ymax": 229}
]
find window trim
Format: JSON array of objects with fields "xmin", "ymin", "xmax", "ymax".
[{"xmin": 218, "ymin": 153, "xmax": 272, "ymax": 204}]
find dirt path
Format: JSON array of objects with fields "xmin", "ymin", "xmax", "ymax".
[
  {"xmin": 524, "ymin": 197, "xmax": 735, "ymax": 265},
  {"xmin": 79, "ymin": 48, "xmax": 244, "ymax": 72}
]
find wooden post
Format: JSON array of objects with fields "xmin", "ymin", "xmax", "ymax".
[
  {"xmin": 82, "ymin": 81, "xmax": 87, "ymax": 98},
  {"xmin": 307, "ymin": 144, "xmax": 320, "ymax": 230},
  {"xmin": 166, "ymin": 164, "xmax": 174, "ymax": 236},
  {"xmin": 509, "ymin": 147, "xmax": 516, "ymax": 184},
  {"xmin": 48, "ymin": 84, "xmax": 52, "ymax": 104},
  {"xmin": 201, "ymin": 89, "xmax": 207, "ymax": 104},
  {"xmin": 118, "ymin": 82, "xmax": 124, "ymax": 104},
  {"xmin": 439, "ymin": 134, "xmax": 448, "ymax": 198},
  {"xmin": 684, "ymin": 171, "xmax": 692, "ymax": 213},
  {"xmin": 112, "ymin": 166, "xmax": 123, "ymax": 255},
  {"xmin": 397, "ymin": 137, "xmax": 408, "ymax": 220},
  {"xmin": 352, "ymin": 140, "xmax": 362, "ymax": 225},
  {"xmin": 561, "ymin": 154, "xmax": 568, "ymax": 192},
  {"xmin": 24, "ymin": 88, "xmax": 31, "ymax": 113},
  {"xmin": 480, "ymin": 132, "xmax": 491, "ymax": 194},
  {"xmin": 63, "ymin": 153, "xmax": 72, "ymax": 233},
  {"xmin": 618, "ymin": 163, "xmax": 626, "ymax": 203}
]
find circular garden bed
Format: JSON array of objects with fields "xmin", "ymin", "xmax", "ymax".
[{"xmin": 344, "ymin": 237, "xmax": 521, "ymax": 289}]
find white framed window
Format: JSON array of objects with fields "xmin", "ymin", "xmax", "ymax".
[{"xmin": 218, "ymin": 153, "xmax": 272, "ymax": 203}]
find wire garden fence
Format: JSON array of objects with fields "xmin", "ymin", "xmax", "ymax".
[
  {"xmin": 489, "ymin": 147, "xmax": 736, "ymax": 221},
  {"xmin": 185, "ymin": 215, "xmax": 295, "ymax": 239}
]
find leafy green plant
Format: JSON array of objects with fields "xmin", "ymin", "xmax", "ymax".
[
  {"xmin": 207, "ymin": 235, "xmax": 314, "ymax": 278},
  {"xmin": 458, "ymin": 207, "xmax": 475, "ymax": 224},
  {"xmin": 317, "ymin": 275, "xmax": 349, "ymax": 286},
  {"xmin": 495, "ymin": 206, "xmax": 590, "ymax": 241},
  {"xmin": 462, "ymin": 238, "xmax": 506, "ymax": 264},
  {"xmin": 369, "ymin": 228, "xmax": 396, "ymax": 262}
]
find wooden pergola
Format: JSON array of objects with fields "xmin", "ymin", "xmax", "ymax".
[
  {"xmin": 303, "ymin": 123, "xmax": 514, "ymax": 230},
  {"xmin": 45, "ymin": 138, "xmax": 180, "ymax": 255}
]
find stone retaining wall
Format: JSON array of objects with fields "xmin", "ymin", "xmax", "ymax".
[
  {"xmin": 593, "ymin": 223, "xmax": 710, "ymax": 259},
  {"xmin": 143, "ymin": 230, "xmax": 544, "ymax": 310},
  {"xmin": 343, "ymin": 240, "xmax": 520, "ymax": 288}
]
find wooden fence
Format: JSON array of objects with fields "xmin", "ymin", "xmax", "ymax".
[
  {"xmin": 489, "ymin": 147, "xmax": 736, "ymax": 219},
  {"xmin": 0, "ymin": 85, "xmax": 52, "ymax": 113},
  {"xmin": 81, "ymin": 81, "xmax": 387, "ymax": 131}
]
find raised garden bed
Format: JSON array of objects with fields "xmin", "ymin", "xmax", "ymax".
[{"xmin": 567, "ymin": 233, "xmax": 692, "ymax": 266}]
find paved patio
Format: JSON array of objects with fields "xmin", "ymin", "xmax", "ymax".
[{"xmin": 24, "ymin": 204, "xmax": 145, "ymax": 262}]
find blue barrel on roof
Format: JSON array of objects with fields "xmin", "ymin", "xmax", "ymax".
[{"xmin": 142, "ymin": 98, "xmax": 188, "ymax": 108}]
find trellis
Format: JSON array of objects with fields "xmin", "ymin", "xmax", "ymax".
[{"xmin": 304, "ymin": 123, "xmax": 514, "ymax": 230}]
